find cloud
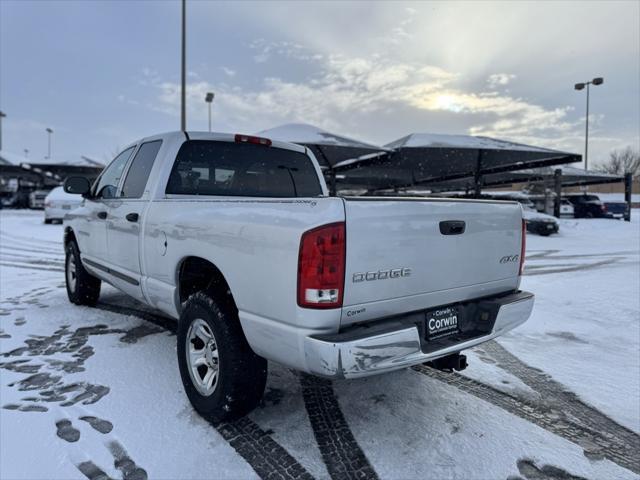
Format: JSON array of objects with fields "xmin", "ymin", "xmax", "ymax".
[
  {"xmin": 147, "ymin": 48, "xmax": 593, "ymax": 152},
  {"xmin": 249, "ymin": 39, "xmax": 323, "ymax": 64},
  {"xmin": 487, "ymin": 73, "xmax": 516, "ymax": 88},
  {"xmin": 221, "ymin": 67, "xmax": 236, "ymax": 77}
]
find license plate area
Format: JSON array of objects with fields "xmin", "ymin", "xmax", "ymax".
[{"xmin": 425, "ymin": 306, "xmax": 460, "ymax": 340}]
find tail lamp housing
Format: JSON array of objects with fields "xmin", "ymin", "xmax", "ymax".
[{"xmin": 297, "ymin": 222, "xmax": 346, "ymax": 309}]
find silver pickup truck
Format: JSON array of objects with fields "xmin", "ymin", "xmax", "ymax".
[{"xmin": 62, "ymin": 131, "xmax": 534, "ymax": 421}]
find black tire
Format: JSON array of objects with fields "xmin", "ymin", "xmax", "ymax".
[
  {"xmin": 44, "ymin": 218, "xmax": 52, "ymax": 224},
  {"xmin": 177, "ymin": 292, "xmax": 267, "ymax": 422},
  {"xmin": 65, "ymin": 240, "xmax": 101, "ymax": 306}
]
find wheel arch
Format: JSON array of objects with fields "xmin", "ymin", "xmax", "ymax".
[
  {"xmin": 64, "ymin": 226, "xmax": 77, "ymax": 247},
  {"xmin": 175, "ymin": 256, "xmax": 238, "ymax": 316}
]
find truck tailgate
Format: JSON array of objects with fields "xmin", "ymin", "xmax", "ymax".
[{"xmin": 342, "ymin": 197, "xmax": 523, "ymax": 324}]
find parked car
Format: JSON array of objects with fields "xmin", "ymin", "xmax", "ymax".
[
  {"xmin": 44, "ymin": 186, "xmax": 83, "ymax": 224},
  {"xmin": 29, "ymin": 189, "xmax": 52, "ymax": 209},
  {"xmin": 564, "ymin": 194, "xmax": 607, "ymax": 218},
  {"xmin": 1, "ymin": 187, "xmax": 32, "ymax": 208},
  {"xmin": 559, "ymin": 199, "xmax": 575, "ymax": 218},
  {"xmin": 62, "ymin": 131, "xmax": 534, "ymax": 421},
  {"xmin": 522, "ymin": 209, "xmax": 559, "ymax": 236},
  {"xmin": 480, "ymin": 193, "xmax": 559, "ymax": 236},
  {"xmin": 602, "ymin": 201, "xmax": 628, "ymax": 219}
]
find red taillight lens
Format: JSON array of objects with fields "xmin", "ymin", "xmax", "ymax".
[
  {"xmin": 519, "ymin": 219, "xmax": 526, "ymax": 276},
  {"xmin": 297, "ymin": 222, "xmax": 346, "ymax": 309},
  {"xmin": 234, "ymin": 134, "xmax": 272, "ymax": 147}
]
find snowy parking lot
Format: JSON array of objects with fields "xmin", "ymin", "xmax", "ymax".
[{"xmin": 1, "ymin": 209, "xmax": 638, "ymax": 480}]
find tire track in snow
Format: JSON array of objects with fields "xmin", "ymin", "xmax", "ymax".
[
  {"xmin": 1, "ymin": 244, "xmax": 63, "ymax": 256},
  {"xmin": 481, "ymin": 341, "xmax": 640, "ymax": 463},
  {"xmin": 214, "ymin": 418, "xmax": 314, "ymax": 480},
  {"xmin": 95, "ymin": 301, "xmax": 315, "ymax": 480},
  {"xmin": 0, "ymin": 261, "xmax": 63, "ymax": 273},
  {"xmin": 300, "ymin": 374, "xmax": 379, "ymax": 480},
  {"xmin": 524, "ymin": 258, "xmax": 620, "ymax": 276},
  {"xmin": 413, "ymin": 362, "xmax": 640, "ymax": 474}
]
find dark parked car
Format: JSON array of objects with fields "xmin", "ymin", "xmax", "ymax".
[
  {"xmin": 603, "ymin": 201, "xmax": 629, "ymax": 219},
  {"xmin": 564, "ymin": 194, "xmax": 607, "ymax": 218}
]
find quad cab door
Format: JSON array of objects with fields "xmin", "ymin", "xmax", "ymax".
[
  {"xmin": 79, "ymin": 147, "xmax": 135, "ymax": 268},
  {"xmin": 103, "ymin": 140, "xmax": 163, "ymax": 301}
]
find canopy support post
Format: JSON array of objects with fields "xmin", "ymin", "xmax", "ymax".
[
  {"xmin": 474, "ymin": 151, "xmax": 482, "ymax": 198},
  {"xmin": 553, "ymin": 169, "xmax": 562, "ymax": 218},
  {"xmin": 328, "ymin": 168, "xmax": 337, "ymax": 197},
  {"xmin": 624, "ymin": 172, "xmax": 632, "ymax": 222}
]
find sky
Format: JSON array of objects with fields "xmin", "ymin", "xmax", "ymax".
[{"xmin": 0, "ymin": 0, "xmax": 638, "ymax": 166}]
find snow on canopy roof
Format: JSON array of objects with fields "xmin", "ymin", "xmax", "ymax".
[
  {"xmin": 0, "ymin": 150, "xmax": 103, "ymax": 167},
  {"xmin": 385, "ymin": 133, "xmax": 564, "ymax": 153},
  {"xmin": 258, "ymin": 123, "xmax": 385, "ymax": 150}
]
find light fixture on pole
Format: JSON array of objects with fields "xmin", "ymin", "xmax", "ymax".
[
  {"xmin": 24, "ymin": 149, "xmax": 29, "ymax": 158},
  {"xmin": 0, "ymin": 110, "xmax": 6, "ymax": 151},
  {"xmin": 46, "ymin": 128, "xmax": 53, "ymax": 160},
  {"xmin": 205, "ymin": 92, "xmax": 215, "ymax": 132},
  {"xmin": 574, "ymin": 77, "xmax": 603, "ymax": 171}
]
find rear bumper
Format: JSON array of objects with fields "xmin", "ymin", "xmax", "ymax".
[{"xmin": 304, "ymin": 290, "xmax": 534, "ymax": 379}]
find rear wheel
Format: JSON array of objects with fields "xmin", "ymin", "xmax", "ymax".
[
  {"xmin": 177, "ymin": 292, "xmax": 267, "ymax": 422},
  {"xmin": 65, "ymin": 241, "xmax": 101, "ymax": 306}
]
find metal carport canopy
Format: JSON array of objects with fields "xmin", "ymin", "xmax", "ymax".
[
  {"xmin": 257, "ymin": 123, "xmax": 389, "ymax": 169},
  {"xmin": 418, "ymin": 165, "xmax": 624, "ymax": 192},
  {"xmin": 333, "ymin": 133, "xmax": 581, "ymax": 191}
]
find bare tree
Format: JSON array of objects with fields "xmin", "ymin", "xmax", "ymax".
[{"xmin": 596, "ymin": 146, "xmax": 640, "ymax": 176}]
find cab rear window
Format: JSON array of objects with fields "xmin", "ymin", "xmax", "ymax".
[{"xmin": 166, "ymin": 140, "xmax": 322, "ymax": 198}]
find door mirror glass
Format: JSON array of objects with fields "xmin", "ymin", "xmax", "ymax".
[{"xmin": 64, "ymin": 176, "xmax": 91, "ymax": 196}]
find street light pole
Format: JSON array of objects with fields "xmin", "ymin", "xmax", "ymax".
[
  {"xmin": 205, "ymin": 92, "xmax": 214, "ymax": 132},
  {"xmin": 46, "ymin": 128, "xmax": 53, "ymax": 160},
  {"xmin": 180, "ymin": 0, "xmax": 186, "ymax": 131},
  {"xmin": 574, "ymin": 77, "xmax": 603, "ymax": 171},
  {"xmin": 0, "ymin": 111, "xmax": 6, "ymax": 151}
]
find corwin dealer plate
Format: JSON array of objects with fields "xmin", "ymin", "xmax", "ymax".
[{"xmin": 425, "ymin": 306, "xmax": 459, "ymax": 340}]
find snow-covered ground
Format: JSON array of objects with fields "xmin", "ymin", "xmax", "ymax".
[{"xmin": 1, "ymin": 209, "xmax": 638, "ymax": 480}]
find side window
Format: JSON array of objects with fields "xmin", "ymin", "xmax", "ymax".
[
  {"xmin": 120, "ymin": 140, "xmax": 162, "ymax": 199},
  {"xmin": 92, "ymin": 147, "xmax": 135, "ymax": 199}
]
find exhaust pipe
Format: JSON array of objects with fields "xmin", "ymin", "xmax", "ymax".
[{"xmin": 426, "ymin": 353, "xmax": 468, "ymax": 372}]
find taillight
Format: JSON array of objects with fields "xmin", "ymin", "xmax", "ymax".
[
  {"xmin": 234, "ymin": 134, "xmax": 272, "ymax": 147},
  {"xmin": 519, "ymin": 219, "xmax": 526, "ymax": 275},
  {"xmin": 297, "ymin": 222, "xmax": 346, "ymax": 309}
]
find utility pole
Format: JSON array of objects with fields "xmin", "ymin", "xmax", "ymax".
[
  {"xmin": 180, "ymin": 0, "xmax": 186, "ymax": 131},
  {"xmin": 0, "ymin": 111, "xmax": 6, "ymax": 151}
]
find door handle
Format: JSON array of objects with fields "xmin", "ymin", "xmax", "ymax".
[
  {"xmin": 126, "ymin": 212, "xmax": 139, "ymax": 223},
  {"xmin": 439, "ymin": 220, "xmax": 466, "ymax": 235},
  {"xmin": 97, "ymin": 211, "xmax": 107, "ymax": 220}
]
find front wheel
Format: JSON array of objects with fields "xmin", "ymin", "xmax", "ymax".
[
  {"xmin": 65, "ymin": 241, "xmax": 101, "ymax": 306},
  {"xmin": 177, "ymin": 292, "xmax": 267, "ymax": 422}
]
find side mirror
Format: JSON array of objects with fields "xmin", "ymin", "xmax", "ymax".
[{"xmin": 64, "ymin": 176, "xmax": 91, "ymax": 197}]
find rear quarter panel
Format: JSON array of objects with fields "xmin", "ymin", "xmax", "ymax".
[{"xmin": 141, "ymin": 197, "xmax": 345, "ymax": 365}]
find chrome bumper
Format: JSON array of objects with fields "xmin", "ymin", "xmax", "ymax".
[{"xmin": 304, "ymin": 291, "xmax": 534, "ymax": 379}]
